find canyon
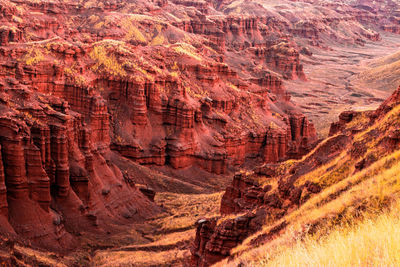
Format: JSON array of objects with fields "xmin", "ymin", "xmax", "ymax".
[{"xmin": 0, "ymin": 0, "xmax": 399, "ymax": 266}]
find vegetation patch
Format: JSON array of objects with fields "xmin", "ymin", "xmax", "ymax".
[
  {"xmin": 21, "ymin": 46, "xmax": 44, "ymax": 65},
  {"xmin": 121, "ymin": 17, "xmax": 147, "ymax": 43},
  {"xmin": 172, "ymin": 43, "xmax": 203, "ymax": 61},
  {"xmin": 90, "ymin": 45, "xmax": 126, "ymax": 77}
]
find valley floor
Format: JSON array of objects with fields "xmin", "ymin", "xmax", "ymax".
[
  {"xmin": 288, "ymin": 32, "xmax": 400, "ymax": 136},
  {"xmin": 86, "ymin": 192, "xmax": 223, "ymax": 267}
]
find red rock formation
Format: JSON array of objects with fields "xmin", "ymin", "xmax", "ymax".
[
  {"xmin": 0, "ymin": 145, "xmax": 7, "ymax": 217},
  {"xmin": 8, "ymin": 0, "xmax": 390, "ymax": 179},
  {"xmin": 25, "ymin": 143, "xmax": 51, "ymax": 211},
  {"xmin": 0, "ymin": 27, "xmax": 22, "ymax": 45},
  {"xmin": 191, "ymin": 210, "xmax": 267, "ymax": 267},
  {"xmin": 172, "ymin": 0, "xmax": 211, "ymax": 14},
  {"xmin": 265, "ymin": 43, "xmax": 306, "ymax": 80},
  {"xmin": 101, "ymin": 53, "xmax": 317, "ymax": 174},
  {"xmin": 191, "ymin": 82, "xmax": 400, "ymax": 266},
  {"xmin": 372, "ymin": 85, "xmax": 400, "ymax": 119},
  {"xmin": 192, "ymin": 133, "xmax": 358, "ymax": 266},
  {"xmin": 220, "ymin": 172, "xmax": 263, "ymax": 214},
  {"xmin": 0, "ymin": 94, "xmax": 160, "ymax": 250},
  {"xmin": 3, "ymin": 0, "xmax": 398, "ymax": 254},
  {"xmin": 329, "ymin": 110, "xmax": 359, "ymax": 136}
]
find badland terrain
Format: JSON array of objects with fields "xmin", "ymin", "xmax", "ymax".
[{"xmin": 0, "ymin": 0, "xmax": 400, "ymax": 266}]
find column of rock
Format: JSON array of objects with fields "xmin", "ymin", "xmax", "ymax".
[
  {"xmin": 278, "ymin": 132, "xmax": 288, "ymax": 159},
  {"xmin": 25, "ymin": 144, "xmax": 51, "ymax": 211},
  {"xmin": 300, "ymin": 117, "xmax": 317, "ymax": 145},
  {"xmin": 263, "ymin": 129, "xmax": 279, "ymax": 163},
  {"xmin": 288, "ymin": 114, "xmax": 317, "ymax": 155},
  {"xmin": 89, "ymin": 96, "xmax": 111, "ymax": 145},
  {"xmin": 165, "ymin": 97, "xmax": 196, "ymax": 169},
  {"xmin": 144, "ymin": 82, "xmax": 162, "ymax": 114},
  {"xmin": 31, "ymin": 124, "xmax": 52, "ymax": 176},
  {"xmin": 289, "ymin": 114, "xmax": 304, "ymax": 143},
  {"xmin": 50, "ymin": 124, "xmax": 70, "ymax": 197},
  {"xmin": 130, "ymin": 85, "xmax": 148, "ymax": 126},
  {"xmin": 32, "ymin": 123, "xmax": 57, "ymax": 191},
  {"xmin": 66, "ymin": 125, "xmax": 92, "ymax": 204},
  {"xmin": 0, "ymin": 146, "xmax": 8, "ymax": 216},
  {"xmin": 1, "ymin": 135, "xmax": 29, "ymax": 200},
  {"xmin": 79, "ymin": 126, "xmax": 94, "ymax": 173}
]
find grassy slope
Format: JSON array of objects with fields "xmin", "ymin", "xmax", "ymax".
[
  {"xmin": 259, "ymin": 201, "xmax": 400, "ymax": 267},
  {"xmin": 355, "ymin": 50, "xmax": 400, "ymax": 92},
  {"xmin": 214, "ymin": 104, "xmax": 400, "ymax": 266}
]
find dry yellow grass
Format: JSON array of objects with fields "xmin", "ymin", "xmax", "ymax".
[
  {"xmin": 21, "ymin": 47, "xmax": 44, "ymax": 65},
  {"xmin": 0, "ymin": 240, "xmax": 69, "ymax": 267},
  {"xmin": 120, "ymin": 17, "xmax": 147, "ymax": 43},
  {"xmin": 64, "ymin": 64, "xmax": 88, "ymax": 86},
  {"xmin": 172, "ymin": 43, "xmax": 203, "ymax": 61},
  {"xmin": 222, "ymin": 148, "xmax": 400, "ymax": 266},
  {"xmin": 356, "ymin": 50, "xmax": 400, "ymax": 91},
  {"xmin": 353, "ymin": 105, "xmax": 400, "ymax": 143},
  {"xmin": 152, "ymin": 192, "xmax": 222, "ymax": 232},
  {"xmin": 256, "ymin": 201, "xmax": 400, "ymax": 267},
  {"xmin": 94, "ymin": 248, "xmax": 188, "ymax": 267},
  {"xmin": 90, "ymin": 45, "xmax": 126, "ymax": 77},
  {"xmin": 13, "ymin": 245, "xmax": 67, "ymax": 266}
]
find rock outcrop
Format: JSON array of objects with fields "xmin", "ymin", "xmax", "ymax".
[
  {"xmin": 191, "ymin": 167, "xmax": 324, "ymax": 266},
  {"xmin": 4, "ymin": 0, "xmax": 398, "ymax": 178},
  {"xmin": 191, "ymin": 209, "xmax": 267, "ymax": 267}
]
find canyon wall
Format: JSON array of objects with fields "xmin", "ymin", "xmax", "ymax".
[
  {"xmin": 1, "ymin": 0, "xmax": 399, "ymax": 252},
  {"xmin": 0, "ymin": 0, "xmax": 321, "ymax": 249}
]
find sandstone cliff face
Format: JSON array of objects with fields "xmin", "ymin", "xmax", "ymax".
[
  {"xmin": 4, "ymin": 0, "xmax": 396, "ymax": 178},
  {"xmin": 173, "ymin": 15, "xmax": 307, "ymax": 81},
  {"xmin": 189, "ymin": 139, "xmax": 340, "ymax": 265},
  {"xmin": 0, "ymin": 98, "xmax": 160, "ymax": 250},
  {"xmin": 0, "ymin": 58, "xmax": 160, "ymax": 249},
  {"xmin": 0, "ymin": 40, "xmax": 317, "ymax": 177},
  {"xmin": 0, "ymin": 0, "xmax": 321, "ymax": 249}
]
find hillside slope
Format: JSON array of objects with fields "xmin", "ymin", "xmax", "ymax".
[
  {"xmin": 191, "ymin": 85, "xmax": 400, "ymax": 266},
  {"xmin": 354, "ymin": 50, "xmax": 400, "ymax": 92}
]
